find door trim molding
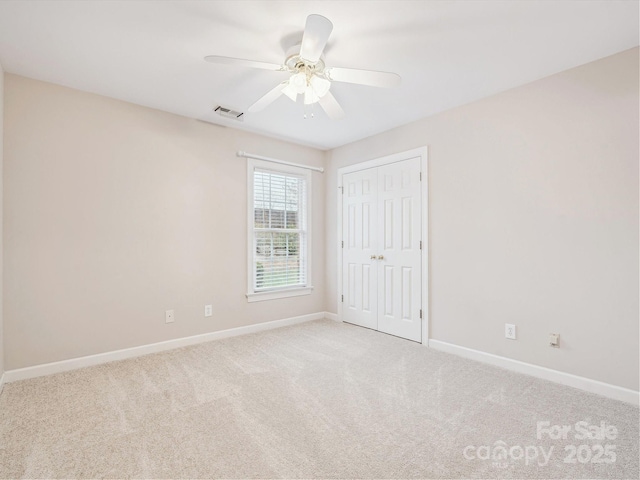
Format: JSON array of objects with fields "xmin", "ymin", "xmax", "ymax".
[{"xmin": 337, "ymin": 147, "xmax": 429, "ymax": 346}]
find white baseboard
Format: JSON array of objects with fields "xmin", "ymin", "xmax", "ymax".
[
  {"xmin": 324, "ymin": 311, "xmax": 339, "ymax": 321},
  {"xmin": 4, "ymin": 312, "xmax": 326, "ymax": 384},
  {"xmin": 0, "ymin": 373, "xmax": 5, "ymax": 395},
  {"xmin": 429, "ymin": 340, "xmax": 639, "ymax": 406}
]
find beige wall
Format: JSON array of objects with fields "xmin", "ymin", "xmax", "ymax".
[
  {"xmin": 325, "ymin": 48, "xmax": 639, "ymax": 390},
  {"xmin": 3, "ymin": 74, "xmax": 325, "ymax": 370},
  {"xmin": 0, "ymin": 62, "xmax": 4, "ymax": 377}
]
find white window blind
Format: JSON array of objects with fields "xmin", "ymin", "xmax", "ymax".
[{"xmin": 252, "ymin": 167, "xmax": 308, "ymax": 292}]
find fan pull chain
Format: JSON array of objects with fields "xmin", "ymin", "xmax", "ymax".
[{"xmin": 302, "ymin": 99, "xmax": 317, "ymax": 119}]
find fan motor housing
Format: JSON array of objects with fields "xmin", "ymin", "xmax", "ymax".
[{"xmin": 285, "ymin": 44, "xmax": 326, "ymax": 75}]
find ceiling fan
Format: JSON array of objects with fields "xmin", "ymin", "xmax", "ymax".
[{"xmin": 204, "ymin": 14, "xmax": 401, "ymax": 120}]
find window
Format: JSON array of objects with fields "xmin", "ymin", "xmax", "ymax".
[{"xmin": 247, "ymin": 159, "xmax": 312, "ymax": 302}]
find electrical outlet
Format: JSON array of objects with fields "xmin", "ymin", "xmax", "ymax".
[
  {"xmin": 204, "ymin": 304, "xmax": 213, "ymax": 317},
  {"xmin": 549, "ymin": 333, "xmax": 560, "ymax": 348},
  {"xmin": 505, "ymin": 323, "xmax": 516, "ymax": 340},
  {"xmin": 165, "ymin": 309, "xmax": 174, "ymax": 324}
]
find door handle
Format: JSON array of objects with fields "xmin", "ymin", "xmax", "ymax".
[
  {"xmin": 377, "ymin": 255, "xmax": 384, "ymax": 260},
  {"xmin": 370, "ymin": 255, "xmax": 376, "ymax": 260}
]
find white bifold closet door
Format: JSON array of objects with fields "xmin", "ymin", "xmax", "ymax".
[{"xmin": 342, "ymin": 157, "xmax": 422, "ymax": 342}]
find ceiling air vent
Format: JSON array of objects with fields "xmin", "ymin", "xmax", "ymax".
[{"xmin": 214, "ymin": 105, "xmax": 244, "ymax": 121}]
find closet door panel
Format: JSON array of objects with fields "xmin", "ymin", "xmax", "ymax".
[
  {"xmin": 342, "ymin": 168, "xmax": 378, "ymax": 330},
  {"xmin": 376, "ymin": 158, "xmax": 422, "ymax": 342}
]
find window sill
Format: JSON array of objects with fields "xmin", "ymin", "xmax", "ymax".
[{"xmin": 246, "ymin": 286, "xmax": 314, "ymax": 303}]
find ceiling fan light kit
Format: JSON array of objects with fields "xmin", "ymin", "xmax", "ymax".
[{"xmin": 204, "ymin": 14, "xmax": 401, "ymax": 120}]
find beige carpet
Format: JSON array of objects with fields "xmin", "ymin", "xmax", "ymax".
[{"xmin": 0, "ymin": 319, "xmax": 637, "ymax": 479}]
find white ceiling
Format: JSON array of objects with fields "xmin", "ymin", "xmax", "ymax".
[{"xmin": 0, "ymin": 1, "xmax": 637, "ymax": 150}]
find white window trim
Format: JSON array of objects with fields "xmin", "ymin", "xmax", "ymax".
[{"xmin": 246, "ymin": 158, "xmax": 313, "ymax": 302}]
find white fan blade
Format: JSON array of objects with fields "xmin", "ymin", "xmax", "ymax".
[
  {"xmin": 204, "ymin": 55, "xmax": 283, "ymax": 71},
  {"xmin": 326, "ymin": 67, "xmax": 401, "ymax": 88},
  {"xmin": 300, "ymin": 14, "xmax": 333, "ymax": 64},
  {"xmin": 248, "ymin": 82, "xmax": 286, "ymax": 112},
  {"xmin": 318, "ymin": 91, "xmax": 345, "ymax": 120}
]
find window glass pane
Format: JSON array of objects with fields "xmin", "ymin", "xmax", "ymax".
[{"xmin": 255, "ymin": 232, "xmax": 302, "ymax": 289}]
